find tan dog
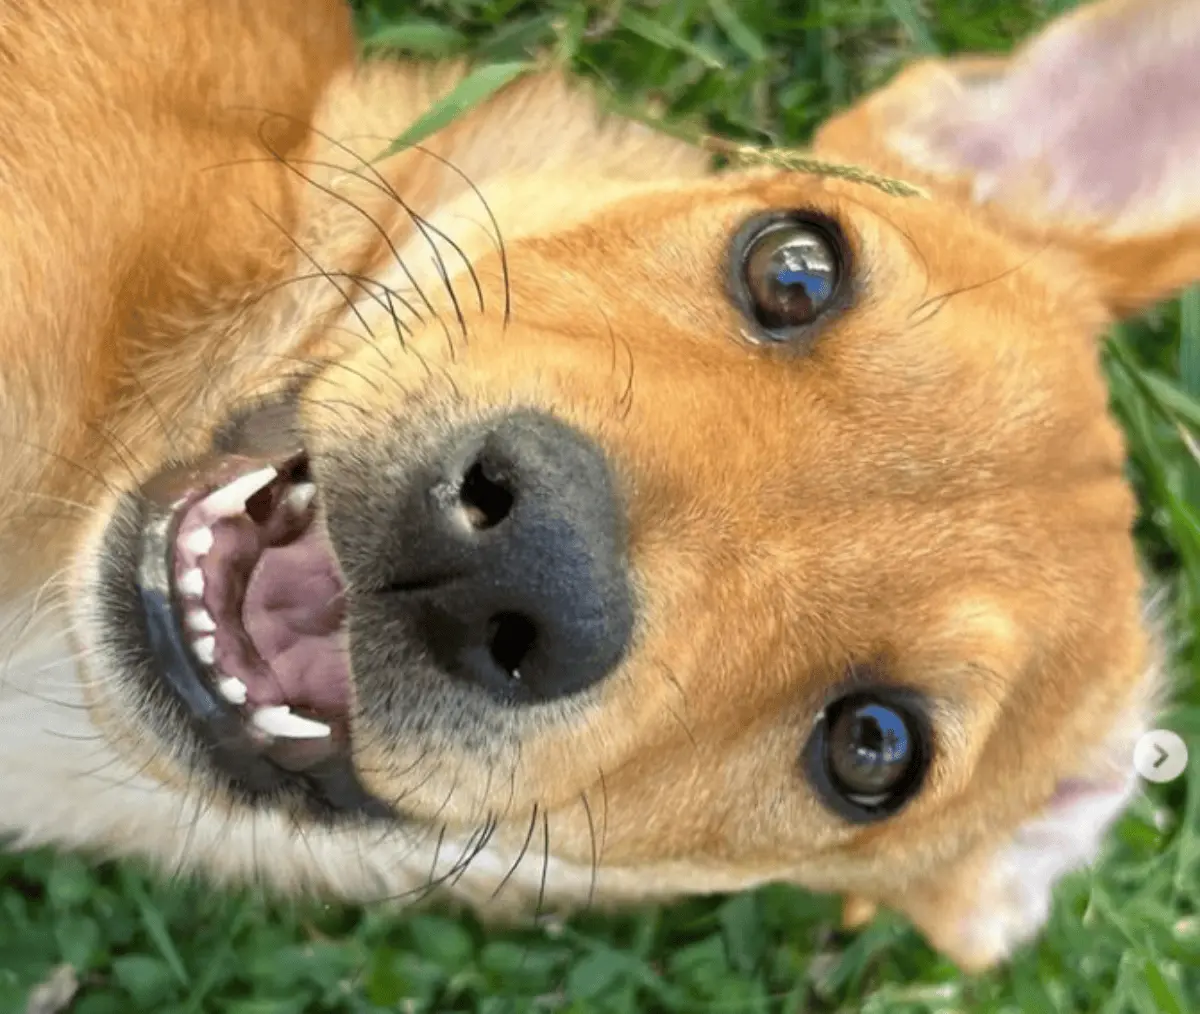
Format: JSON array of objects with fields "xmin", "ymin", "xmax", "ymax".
[{"xmin": 0, "ymin": 0, "xmax": 1194, "ymax": 971}]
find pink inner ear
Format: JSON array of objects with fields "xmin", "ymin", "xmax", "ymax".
[
  {"xmin": 909, "ymin": 0, "xmax": 1200, "ymax": 228},
  {"xmin": 1046, "ymin": 775, "xmax": 1129, "ymax": 815}
]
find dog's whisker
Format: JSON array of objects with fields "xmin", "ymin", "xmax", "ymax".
[
  {"xmin": 0, "ymin": 567, "xmax": 77, "ymax": 685},
  {"xmin": 250, "ymin": 116, "xmax": 459, "ymax": 353},
  {"xmin": 250, "ymin": 268, "xmax": 417, "ymax": 352},
  {"xmin": 535, "ymin": 807, "xmax": 552, "ymax": 921},
  {"xmin": 907, "ymin": 242, "xmax": 1053, "ymax": 327},
  {"xmin": 593, "ymin": 302, "xmax": 638, "ymax": 421},
  {"xmin": 123, "ymin": 362, "xmax": 187, "ymax": 462},
  {"xmin": 224, "ymin": 348, "xmax": 387, "ymax": 400},
  {"xmin": 444, "ymin": 811, "xmax": 497, "ymax": 891},
  {"xmin": 322, "ymin": 323, "xmax": 437, "ymax": 395},
  {"xmin": 8, "ymin": 491, "xmax": 105, "ymax": 516},
  {"xmin": 491, "ymin": 802, "xmax": 540, "ymax": 902},
  {"xmin": 579, "ymin": 790, "xmax": 600, "ymax": 911},
  {"xmin": 83, "ymin": 418, "xmax": 150, "ymax": 490},
  {"xmin": 250, "ymin": 197, "xmax": 385, "ymax": 347},
  {"xmin": 251, "ymin": 115, "xmax": 489, "ymax": 337},
  {"xmin": 0, "ymin": 433, "xmax": 123, "ymax": 498}
]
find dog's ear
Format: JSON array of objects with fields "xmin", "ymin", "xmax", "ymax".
[{"xmin": 813, "ymin": 0, "xmax": 1200, "ymax": 317}]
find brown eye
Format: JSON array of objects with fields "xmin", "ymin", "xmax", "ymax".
[
  {"xmin": 828, "ymin": 698, "xmax": 916, "ymax": 795},
  {"xmin": 737, "ymin": 215, "xmax": 845, "ymax": 337},
  {"xmin": 804, "ymin": 689, "xmax": 930, "ymax": 823}
]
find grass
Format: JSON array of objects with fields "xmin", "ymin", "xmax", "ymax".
[{"xmin": 3, "ymin": 0, "xmax": 1199, "ymax": 1011}]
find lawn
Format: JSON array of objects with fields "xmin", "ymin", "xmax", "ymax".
[{"xmin": 3, "ymin": 0, "xmax": 1199, "ymax": 1011}]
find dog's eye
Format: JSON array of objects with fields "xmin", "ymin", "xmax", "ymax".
[
  {"xmin": 734, "ymin": 214, "xmax": 846, "ymax": 339},
  {"xmin": 803, "ymin": 690, "xmax": 930, "ymax": 823}
]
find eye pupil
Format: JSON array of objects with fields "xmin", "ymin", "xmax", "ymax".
[
  {"xmin": 803, "ymin": 688, "xmax": 930, "ymax": 823},
  {"xmin": 829, "ymin": 701, "xmax": 912, "ymax": 796},
  {"xmin": 742, "ymin": 219, "xmax": 841, "ymax": 335}
]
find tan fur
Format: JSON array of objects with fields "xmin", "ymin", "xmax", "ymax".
[{"xmin": 0, "ymin": 0, "xmax": 1191, "ymax": 971}]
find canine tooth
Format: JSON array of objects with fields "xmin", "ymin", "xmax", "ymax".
[
  {"xmin": 217, "ymin": 677, "xmax": 248, "ymax": 705},
  {"xmin": 250, "ymin": 705, "xmax": 332, "ymax": 739},
  {"xmin": 286, "ymin": 482, "xmax": 316, "ymax": 513},
  {"xmin": 186, "ymin": 609, "xmax": 216, "ymax": 633},
  {"xmin": 178, "ymin": 568, "xmax": 205, "ymax": 597},
  {"xmin": 193, "ymin": 636, "xmax": 216, "ymax": 665},
  {"xmin": 202, "ymin": 466, "xmax": 277, "ymax": 518},
  {"xmin": 181, "ymin": 526, "xmax": 214, "ymax": 556}
]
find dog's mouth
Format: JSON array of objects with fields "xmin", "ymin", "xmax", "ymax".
[
  {"xmin": 166, "ymin": 454, "xmax": 348, "ymax": 745},
  {"xmin": 117, "ymin": 412, "xmax": 395, "ymax": 821}
]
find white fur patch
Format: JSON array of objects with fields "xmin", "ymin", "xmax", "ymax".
[{"xmin": 953, "ymin": 771, "xmax": 1138, "ymax": 963}]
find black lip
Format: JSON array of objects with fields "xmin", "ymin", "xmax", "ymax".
[{"xmin": 99, "ymin": 436, "xmax": 396, "ymax": 823}]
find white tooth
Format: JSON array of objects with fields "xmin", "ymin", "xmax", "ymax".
[
  {"xmin": 181, "ymin": 526, "xmax": 215, "ymax": 556},
  {"xmin": 193, "ymin": 636, "xmax": 215, "ymax": 665},
  {"xmin": 250, "ymin": 705, "xmax": 332, "ymax": 740},
  {"xmin": 202, "ymin": 466, "xmax": 277, "ymax": 519},
  {"xmin": 286, "ymin": 482, "xmax": 316, "ymax": 513},
  {"xmin": 217, "ymin": 677, "xmax": 248, "ymax": 705},
  {"xmin": 186, "ymin": 609, "xmax": 216, "ymax": 633},
  {"xmin": 178, "ymin": 568, "xmax": 205, "ymax": 597}
]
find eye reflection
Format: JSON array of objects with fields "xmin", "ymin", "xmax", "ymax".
[
  {"xmin": 803, "ymin": 688, "xmax": 931, "ymax": 823},
  {"xmin": 829, "ymin": 701, "xmax": 913, "ymax": 796},
  {"xmin": 732, "ymin": 212, "xmax": 847, "ymax": 340}
]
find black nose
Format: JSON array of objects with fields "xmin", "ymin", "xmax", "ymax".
[{"xmin": 386, "ymin": 410, "xmax": 634, "ymax": 704}]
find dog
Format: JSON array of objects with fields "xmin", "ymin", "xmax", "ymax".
[{"xmin": 0, "ymin": 0, "xmax": 1194, "ymax": 972}]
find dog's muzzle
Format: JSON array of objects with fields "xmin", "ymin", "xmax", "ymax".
[{"xmin": 98, "ymin": 399, "xmax": 634, "ymax": 819}]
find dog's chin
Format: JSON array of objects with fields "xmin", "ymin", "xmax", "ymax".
[{"xmin": 82, "ymin": 396, "xmax": 399, "ymax": 826}]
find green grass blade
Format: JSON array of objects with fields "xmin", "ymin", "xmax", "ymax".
[
  {"xmin": 707, "ymin": 0, "xmax": 768, "ymax": 64},
  {"xmin": 372, "ymin": 60, "xmax": 534, "ymax": 161},
  {"xmin": 1180, "ymin": 285, "xmax": 1200, "ymax": 504},
  {"xmin": 618, "ymin": 8, "xmax": 725, "ymax": 69},
  {"xmin": 127, "ymin": 877, "xmax": 190, "ymax": 987},
  {"xmin": 359, "ymin": 19, "xmax": 468, "ymax": 58}
]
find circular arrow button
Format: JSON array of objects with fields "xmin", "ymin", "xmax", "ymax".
[{"xmin": 1134, "ymin": 730, "xmax": 1189, "ymax": 784}]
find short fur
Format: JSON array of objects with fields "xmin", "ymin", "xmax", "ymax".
[{"xmin": 0, "ymin": 0, "xmax": 1195, "ymax": 970}]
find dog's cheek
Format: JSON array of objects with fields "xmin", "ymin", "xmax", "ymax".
[{"xmin": 887, "ymin": 771, "xmax": 1136, "ymax": 970}]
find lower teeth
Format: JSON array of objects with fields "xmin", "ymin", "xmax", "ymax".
[
  {"xmin": 218, "ymin": 677, "xmax": 248, "ymax": 705},
  {"xmin": 250, "ymin": 705, "xmax": 332, "ymax": 739}
]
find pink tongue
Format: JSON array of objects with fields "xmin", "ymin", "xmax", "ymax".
[{"xmin": 241, "ymin": 526, "xmax": 350, "ymax": 716}]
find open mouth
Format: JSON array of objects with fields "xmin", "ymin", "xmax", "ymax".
[{"xmin": 115, "ymin": 408, "xmax": 395, "ymax": 820}]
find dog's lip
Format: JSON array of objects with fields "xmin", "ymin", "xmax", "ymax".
[{"xmin": 133, "ymin": 447, "xmax": 396, "ymax": 820}]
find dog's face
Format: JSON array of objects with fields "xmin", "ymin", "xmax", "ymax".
[{"xmin": 29, "ymin": 0, "xmax": 1193, "ymax": 971}]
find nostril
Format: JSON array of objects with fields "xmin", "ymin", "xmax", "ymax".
[
  {"xmin": 399, "ymin": 411, "xmax": 633, "ymax": 703},
  {"xmin": 487, "ymin": 612, "xmax": 537, "ymax": 678},
  {"xmin": 459, "ymin": 457, "xmax": 514, "ymax": 530}
]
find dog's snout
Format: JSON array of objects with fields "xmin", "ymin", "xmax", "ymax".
[{"xmin": 389, "ymin": 410, "xmax": 634, "ymax": 704}]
